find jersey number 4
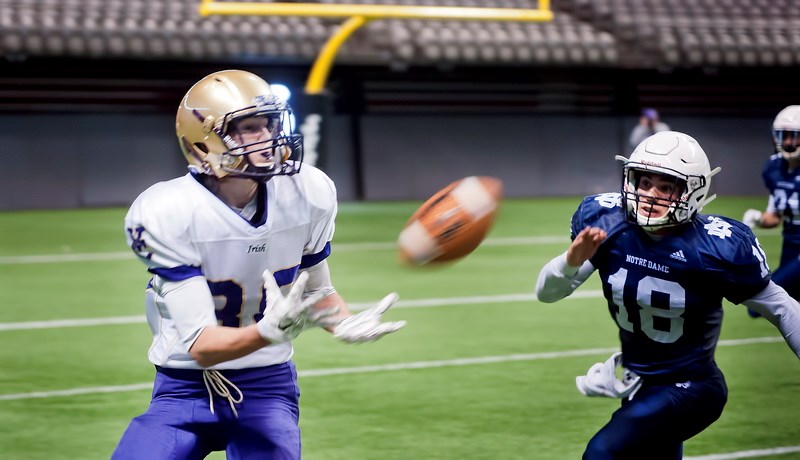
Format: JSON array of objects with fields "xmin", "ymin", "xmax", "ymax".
[
  {"xmin": 773, "ymin": 189, "xmax": 800, "ymax": 224},
  {"xmin": 607, "ymin": 268, "xmax": 685, "ymax": 344}
]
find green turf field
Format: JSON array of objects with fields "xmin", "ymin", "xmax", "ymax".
[{"xmin": 0, "ymin": 197, "xmax": 798, "ymax": 459}]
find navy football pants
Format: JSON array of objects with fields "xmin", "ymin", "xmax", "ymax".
[{"xmin": 583, "ymin": 367, "xmax": 727, "ymax": 460}]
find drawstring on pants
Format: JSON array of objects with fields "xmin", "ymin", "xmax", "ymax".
[{"xmin": 202, "ymin": 369, "xmax": 243, "ymax": 417}]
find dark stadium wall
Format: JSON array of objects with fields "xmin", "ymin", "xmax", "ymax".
[
  {"xmin": 0, "ymin": 112, "xmax": 770, "ymax": 210},
  {"xmin": 0, "ymin": 114, "xmax": 182, "ymax": 210},
  {"xmin": 354, "ymin": 113, "xmax": 769, "ymax": 200},
  {"xmin": 357, "ymin": 114, "xmax": 622, "ymax": 200}
]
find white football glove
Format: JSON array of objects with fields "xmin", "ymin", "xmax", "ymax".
[
  {"xmin": 742, "ymin": 209, "xmax": 763, "ymax": 229},
  {"xmin": 333, "ymin": 293, "xmax": 406, "ymax": 343},
  {"xmin": 576, "ymin": 352, "xmax": 642, "ymax": 399},
  {"xmin": 257, "ymin": 271, "xmax": 338, "ymax": 344}
]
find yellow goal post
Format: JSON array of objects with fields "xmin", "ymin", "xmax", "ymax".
[
  {"xmin": 198, "ymin": 1, "xmax": 553, "ymax": 177},
  {"xmin": 198, "ymin": 1, "xmax": 554, "ymax": 95}
]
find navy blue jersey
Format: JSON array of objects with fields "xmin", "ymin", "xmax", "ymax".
[
  {"xmin": 570, "ymin": 193, "xmax": 771, "ymax": 380},
  {"xmin": 762, "ymin": 153, "xmax": 800, "ymax": 240}
]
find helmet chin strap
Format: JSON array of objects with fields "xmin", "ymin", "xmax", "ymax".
[
  {"xmin": 699, "ymin": 193, "xmax": 718, "ymax": 209},
  {"xmin": 242, "ymin": 164, "xmax": 278, "ymax": 183},
  {"xmin": 635, "ymin": 207, "xmax": 678, "ymax": 230},
  {"xmin": 697, "ymin": 167, "xmax": 721, "ymax": 209}
]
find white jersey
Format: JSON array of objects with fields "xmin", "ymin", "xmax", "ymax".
[{"xmin": 124, "ymin": 165, "xmax": 337, "ymax": 370}]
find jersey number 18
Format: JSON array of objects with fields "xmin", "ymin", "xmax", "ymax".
[{"xmin": 607, "ymin": 268, "xmax": 686, "ymax": 344}]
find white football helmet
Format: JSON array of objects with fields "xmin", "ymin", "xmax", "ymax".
[
  {"xmin": 175, "ymin": 69, "xmax": 303, "ymax": 181},
  {"xmin": 615, "ymin": 131, "xmax": 721, "ymax": 231},
  {"xmin": 772, "ymin": 105, "xmax": 800, "ymax": 161}
]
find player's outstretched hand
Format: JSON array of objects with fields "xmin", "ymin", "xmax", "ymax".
[
  {"xmin": 567, "ymin": 227, "xmax": 607, "ymax": 267},
  {"xmin": 742, "ymin": 209, "xmax": 763, "ymax": 229},
  {"xmin": 257, "ymin": 271, "xmax": 334, "ymax": 343},
  {"xmin": 333, "ymin": 293, "xmax": 406, "ymax": 343},
  {"xmin": 576, "ymin": 351, "xmax": 641, "ymax": 399}
]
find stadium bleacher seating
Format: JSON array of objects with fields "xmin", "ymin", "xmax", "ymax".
[{"xmin": 2, "ymin": 0, "xmax": 795, "ymax": 69}]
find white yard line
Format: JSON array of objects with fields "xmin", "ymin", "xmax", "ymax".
[
  {"xmin": 685, "ymin": 446, "xmax": 800, "ymax": 459},
  {"xmin": 0, "ymin": 251, "xmax": 133, "ymax": 264},
  {"xmin": 0, "ymin": 383, "xmax": 155, "ymax": 401},
  {"xmin": 0, "ymin": 236, "xmax": 567, "ymax": 265},
  {"xmin": 0, "ymin": 290, "xmax": 604, "ymax": 331},
  {"xmin": 0, "ymin": 315, "xmax": 148, "ymax": 331},
  {"xmin": 0, "ymin": 336, "xmax": 782, "ymax": 402},
  {"xmin": 0, "ymin": 233, "xmax": 782, "ymax": 265}
]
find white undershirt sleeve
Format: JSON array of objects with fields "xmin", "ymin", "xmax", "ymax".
[
  {"xmin": 153, "ymin": 276, "xmax": 218, "ymax": 347},
  {"xmin": 741, "ymin": 281, "xmax": 800, "ymax": 359},
  {"xmin": 766, "ymin": 194, "xmax": 777, "ymax": 215},
  {"xmin": 535, "ymin": 251, "xmax": 597, "ymax": 303},
  {"xmin": 301, "ymin": 260, "xmax": 337, "ymax": 300}
]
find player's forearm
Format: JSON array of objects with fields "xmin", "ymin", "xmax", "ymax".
[
  {"xmin": 189, "ymin": 325, "xmax": 269, "ymax": 368},
  {"xmin": 303, "ymin": 261, "xmax": 347, "ymax": 323},
  {"xmin": 535, "ymin": 252, "xmax": 594, "ymax": 303},
  {"xmin": 315, "ymin": 291, "xmax": 351, "ymax": 331},
  {"xmin": 742, "ymin": 281, "xmax": 800, "ymax": 359}
]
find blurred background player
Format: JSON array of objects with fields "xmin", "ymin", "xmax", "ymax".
[
  {"xmin": 742, "ymin": 105, "xmax": 800, "ymax": 317},
  {"xmin": 629, "ymin": 107, "xmax": 671, "ymax": 150},
  {"xmin": 536, "ymin": 131, "xmax": 800, "ymax": 459},
  {"xmin": 113, "ymin": 69, "xmax": 406, "ymax": 460}
]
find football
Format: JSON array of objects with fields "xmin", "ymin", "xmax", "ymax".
[{"xmin": 398, "ymin": 176, "xmax": 503, "ymax": 266}]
